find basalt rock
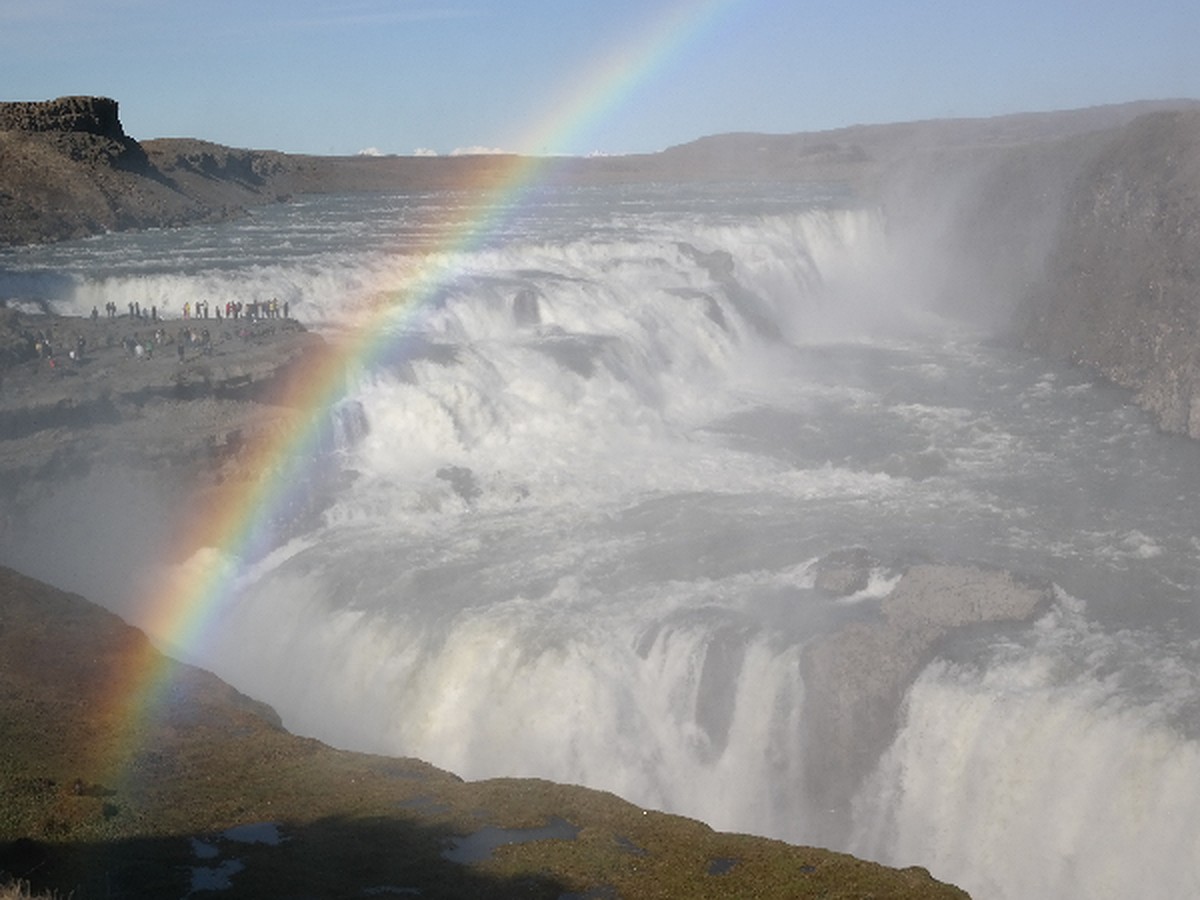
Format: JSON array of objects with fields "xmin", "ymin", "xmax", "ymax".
[
  {"xmin": 0, "ymin": 95, "xmax": 150, "ymax": 172},
  {"xmin": 0, "ymin": 96, "xmax": 128, "ymax": 139},
  {"xmin": 801, "ymin": 564, "xmax": 1051, "ymax": 832},
  {"xmin": 0, "ymin": 97, "xmax": 296, "ymax": 246},
  {"xmin": 1020, "ymin": 110, "xmax": 1200, "ymax": 438}
]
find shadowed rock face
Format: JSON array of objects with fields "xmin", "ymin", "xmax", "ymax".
[
  {"xmin": 0, "ymin": 96, "xmax": 286, "ymax": 245},
  {"xmin": 0, "ymin": 96, "xmax": 128, "ymax": 140},
  {"xmin": 0, "ymin": 96, "xmax": 150, "ymax": 173},
  {"xmin": 1021, "ymin": 110, "xmax": 1200, "ymax": 438}
]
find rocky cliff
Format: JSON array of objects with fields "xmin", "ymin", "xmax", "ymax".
[
  {"xmin": 1020, "ymin": 110, "xmax": 1200, "ymax": 438},
  {"xmin": 0, "ymin": 96, "xmax": 129, "ymax": 141},
  {"xmin": 0, "ymin": 96, "xmax": 301, "ymax": 245}
]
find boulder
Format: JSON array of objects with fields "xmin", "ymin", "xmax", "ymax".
[{"xmin": 801, "ymin": 564, "xmax": 1050, "ymax": 825}]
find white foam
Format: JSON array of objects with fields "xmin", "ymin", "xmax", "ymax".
[
  {"xmin": 8, "ymin": 187, "xmax": 1200, "ymax": 900},
  {"xmin": 850, "ymin": 601, "xmax": 1200, "ymax": 900}
]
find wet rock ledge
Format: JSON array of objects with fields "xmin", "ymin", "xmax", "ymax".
[
  {"xmin": 0, "ymin": 308, "xmax": 327, "ymax": 488},
  {"xmin": 0, "ymin": 565, "xmax": 969, "ymax": 899}
]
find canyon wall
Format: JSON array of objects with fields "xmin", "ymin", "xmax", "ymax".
[
  {"xmin": 6, "ymin": 95, "xmax": 1200, "ymax": 440},
  {"xmin": 1019, "ymin": 110, "xmax": 1200, "ymax": 438}
]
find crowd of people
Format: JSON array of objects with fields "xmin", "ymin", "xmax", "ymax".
[
  {"xmin": 12, "ymin": 297, "xmax": 296, "ymax": 371},
  {"xmin": 95, "ymin": 297, "xmax": 292, "ymax": 325},
  {"xmin": 179, "ymin": 298, "xmax": 290, "ymax": 322},
  {"xmin": 117, "ymin": 326, "xmax": 214, "ymax": 361}
]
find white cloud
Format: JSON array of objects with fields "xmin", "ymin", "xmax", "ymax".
[
  {"xmin": 358, "ymin": 147, "xmax": 384, "ymax": 157},
  {"xmin": 412, "ymin": 147, "xmax": 439, "ymax": 157},
  {"xmin": 449, "ymin": 146, "xmax": 509, "ymax": 156}
]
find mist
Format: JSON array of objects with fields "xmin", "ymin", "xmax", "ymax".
[{"xmin": 3, "ymin": 135, "xmax": 1200, "ymax": 900}]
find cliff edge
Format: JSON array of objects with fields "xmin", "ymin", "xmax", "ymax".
[
  {"xmin": 1020, "ymin": 110, "xmax": 1200, "ymax": 437},
  {"xmin": 0, "ymin": 565, "xmax": 968, "ymax": 899},
  {"xmin": 0, "ymin": 96, "xmax": 297, "ymax": 245}
]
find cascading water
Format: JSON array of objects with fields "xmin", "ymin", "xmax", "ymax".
[
  {"xmin": 2, "ymin": 182, "xmax": 1199, "ymax": 900},
  {"xmin": 850, "ymin": 594, "xmax": 1200, "ymax": 899}
]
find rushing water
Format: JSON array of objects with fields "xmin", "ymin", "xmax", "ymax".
[{"xmin": 2, "ymin": 183, "xmax": 1199, "ymax": 899}]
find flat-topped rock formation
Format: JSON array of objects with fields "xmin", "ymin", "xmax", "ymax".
[
  {"xmin": 0, "ymin": 96, "xmax": 128, "ymax": 139},
  {"xmin": 0, "ymin": 96, "xmax": 291, "ymax": 245}
]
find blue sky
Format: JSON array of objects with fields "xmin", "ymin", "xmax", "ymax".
[{"xmin": 2, "ymin": 0, "xmax": 1197, "ymax": 157}]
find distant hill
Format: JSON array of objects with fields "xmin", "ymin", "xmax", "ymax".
[{"xmin": 3, "ymin": 94, "xmax": 1197, "ymax": 247}]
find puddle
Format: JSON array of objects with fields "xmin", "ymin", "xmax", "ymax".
[
  {"xmin": 188, "ymin": 859, "xmax": 244, "ymax": 893},
  {"xmin": 190, "ymin": 838, "xmax": 220, "ymax": 860},
  {"xmin": 614, "ymin": 834, "xmax": 647, "ymax": 856},
  {"xmin": 223, "ymin": 822, "xmax": 285, "ymax": 845},
  {"xmin": 708, "ymin": 857, "xmax": 738, "ymax": 875},
  {"xmin": 184, "ymin": 822, "xmax": 286, "ymax": 895},
  {"xmin": 442, "ymin": 816, "xmax": 580, "ymax": 864}
]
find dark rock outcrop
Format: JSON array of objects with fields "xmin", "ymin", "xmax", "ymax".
[
  {"xmin": 0, "ymin": 96, "xmax": 130, "ymax": 141},
  {"xmin": 0, "ymin": 96, "xmax": 129, "ymax": 150},
  {"xmin": 1020, "ymin": 110, "xmax": 1200, "ymax": 438},
  {"xmin": 0, "ymin": 97, "xmax": 293, "ymax": 245}
]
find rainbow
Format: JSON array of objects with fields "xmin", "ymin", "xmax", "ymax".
[{"xmin": 96, "ymin": 0, "xmax": 747, "ymax": 794}]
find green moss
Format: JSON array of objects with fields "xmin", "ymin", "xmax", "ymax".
[{"xmin": 0, "ymin": 566, "xmax": 971, "ymax": 899}]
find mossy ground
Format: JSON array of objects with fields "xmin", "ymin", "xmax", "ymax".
[{"xmin": 0, "ymin": 566, "xmax": 969, "ymax": 898}]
